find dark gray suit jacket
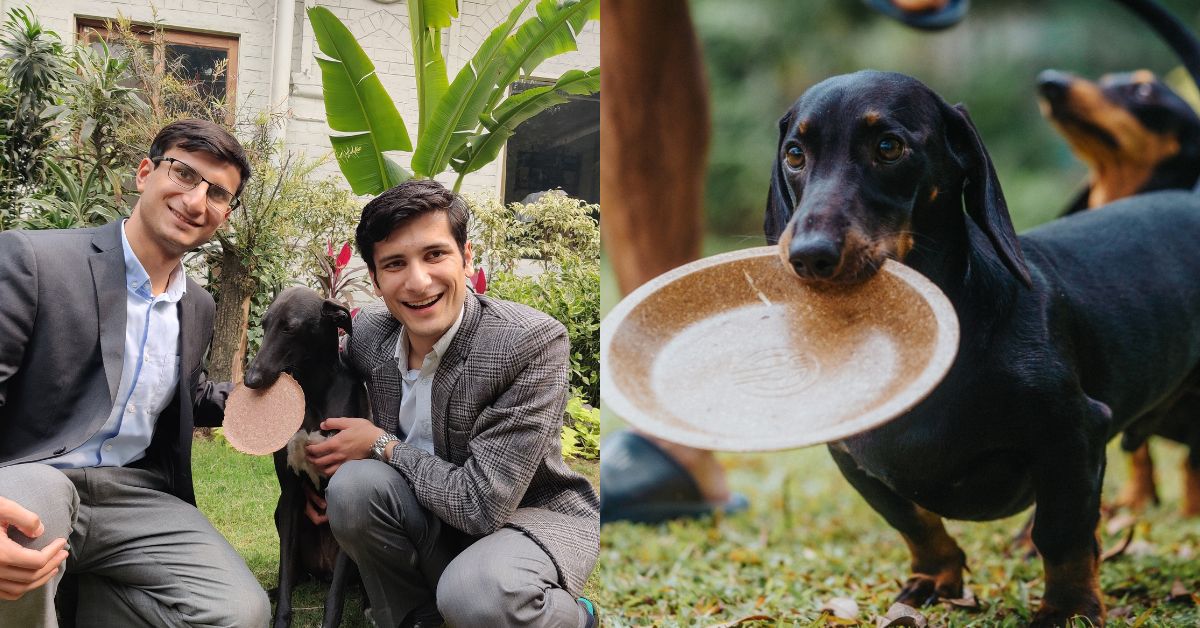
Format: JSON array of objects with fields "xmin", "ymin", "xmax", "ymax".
[
  {"xmin": 0, "ymin": 220, "xmax": 228, "ymax": 505},
  {"xmin": 346, "ymin": 293, "xmax": 600, "ymax": 596}
]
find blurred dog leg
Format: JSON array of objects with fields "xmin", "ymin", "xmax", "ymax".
[{"xmin": 601, "ymin": 0, "xmax": 729, "ymax": 503}]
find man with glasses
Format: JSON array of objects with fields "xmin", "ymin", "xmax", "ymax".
[{"xmin": 0, "ymin": 119, "xmax": 270, "ymax": 626}]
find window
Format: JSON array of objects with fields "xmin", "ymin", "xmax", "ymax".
[
  {"xmin": 76, "ymin": 18, "xmax": 238, "ymax": 106},
  {"xmin": 503, "ymin": 80, "xmax": 599, "ymax": 204}
]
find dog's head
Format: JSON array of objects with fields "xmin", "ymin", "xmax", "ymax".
[
  {"xmin": 243, "ymin": 286, "xmax": 353, "ymax": 390},
  {"xmin": 766, "ymin": 70, "xmax": 1031, "ymax": 287},
  {"xmin": 1037, "ymin": 68, "xmax": 1200, "ymax": 207}
]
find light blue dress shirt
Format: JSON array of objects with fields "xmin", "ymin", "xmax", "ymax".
[
  {"xmin": 47, "ymin": 221, "xmax": 185, "ymax": 468},
  {"xmin": 393, "ymin": 305, "xmax": 465, "ymax": 455}
]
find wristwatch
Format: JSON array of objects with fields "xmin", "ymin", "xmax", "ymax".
[{"xmin": 371, "ymin": 432, "xmax": 400, "ymax": 461}]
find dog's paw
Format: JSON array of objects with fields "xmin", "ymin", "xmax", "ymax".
[
  {"xmin": 1028, "ymin": 603, "xmax": 1104, "ymax": 628},
  {"xmin": 895, "ymin": 571, "xmax": 963, "ymax": 607}
]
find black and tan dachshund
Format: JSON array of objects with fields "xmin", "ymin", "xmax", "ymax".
[
  {"xmin": 765, "ymin": 70, "xmax": 1200, "ymax": 626},
  {"xmin": 1037, "ymin": 68, "xmax": 1200, "ymax": 516},
  {"xmin": 1038, "ymin": 68, "xmax": 1200, "ymax": 214},
  {"xmin": 244, "ymin": 286, "xmax": 366, "ymax": 628}
]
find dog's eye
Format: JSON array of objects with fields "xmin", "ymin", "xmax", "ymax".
[
  {"xmin": 784, "ymin": 144, "xmax": 805, "ymax": 169},
  {"xmin": 876, "ymin": 136, "xmax": 904, "ymax": 163}
]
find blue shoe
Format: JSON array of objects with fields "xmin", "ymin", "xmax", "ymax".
[
  {"xmin": 864, "ymin": 0, "xmax": 969, "ymax": 31},
  {"xmin": 600, "ymin": 430, "xmax": 749, "ymax": 524},
  {"xmin": 578, "ymin": 597, "xmax": 596, "ymax": 628}
]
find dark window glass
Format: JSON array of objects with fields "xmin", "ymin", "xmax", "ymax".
[{"xmin": 503, "ymin": 80, "xmax": 599, "ymax": 204}]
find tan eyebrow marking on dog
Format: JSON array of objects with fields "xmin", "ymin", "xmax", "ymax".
[
  {"xmin": 796, "ymin": 121, "xmax": 808, "ymax": 135},
  {"xmin": 864, "ymin": 111, "xmax": 881, "ymax": 125},
  {"xmin": 1131, "ymin": 69, "xmax": 1156, "ymax": 84},
  {"xmin": 929, "ymin": 186, "xmax": 939, "ymax": 202}
]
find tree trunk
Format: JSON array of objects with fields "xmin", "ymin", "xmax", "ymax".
[{"xmin": 208, "ymin": 248, "xmax": 256, "ymax": 384}]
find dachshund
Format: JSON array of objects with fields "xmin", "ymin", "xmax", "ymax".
[
  {"xmin": 1037, "ymin": 67, "xmax": 1200, "ymax": 515},
  {"xmin": 766, "ymin": 70, "xmax": 1200, "ymax": 626}
]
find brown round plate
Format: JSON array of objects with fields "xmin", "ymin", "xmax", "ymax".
[
  {"xmin": 223, "ymin": 373, "xmax": 305, "ymax": 455},
  {"xmin": 600, "ymin": 246, "xmax": 959, "ymax": 451}
]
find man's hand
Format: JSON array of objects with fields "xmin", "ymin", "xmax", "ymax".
[
  {"xmin": 306, "ymin": 417, "xmax": 384, "ymax": 477},
  {"xmin": 302, "ymin": 483, "xmax": 328, "ymax": 526},
  {"xmin": 0, "ymin": 496, "xmax": 69, "ymax": 601}
]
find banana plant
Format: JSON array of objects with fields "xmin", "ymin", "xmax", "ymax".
[{"xmin": 308, "ymin": 0, "xmax": 599, "ymax": 195}]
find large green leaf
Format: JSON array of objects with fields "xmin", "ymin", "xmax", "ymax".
[
  {"xmin": 409, "ymin": 0, "xmax": 458, "ymax": 136},
  {"xmin": 484, "ymin": 0, "xmax": 596, "ymax": 112},
  {"xmin": 410, "ymin": 0, "xmax": 530, "ymax": 178},
  {"xmin": 451, "ymin": 67, "xmax": 598, "ymax": 178},
  {"xmin": 309, "ymin": 6, "xmax": 411, "ymax": 195}
]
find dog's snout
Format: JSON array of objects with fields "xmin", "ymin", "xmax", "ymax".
[
  {"xmin": 1037, "ymin": 70, "xmax": 1072, "ymax": 104},
  {"xmin": 243, "ymin": 368, "xmax": 265, "ymax": 389},
  {"xmin": 789, "ymin": 236, "xmax": 841, "ymax": 280}
]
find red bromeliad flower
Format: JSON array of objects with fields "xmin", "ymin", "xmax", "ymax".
[
  {"xmin": 470, "ymin": 268, "xmax": 487, "ymax": 294},
  {"xmin": 336, "ymin": 242, "xmax": 352, "ymax": 269}
]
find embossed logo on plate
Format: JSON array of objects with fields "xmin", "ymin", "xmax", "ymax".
[{"xmin": 730, "ymin": 348, "xmax": 820, "ymax": 397}]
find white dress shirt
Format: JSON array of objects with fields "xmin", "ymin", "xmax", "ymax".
[{"xmin": 47, "ymin": 221, "xmax": 184, "ymax": 468}]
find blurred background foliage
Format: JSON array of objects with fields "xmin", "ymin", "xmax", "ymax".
[{"xmin": 687, "ymin": 0, "xmax": 1200, "ymax": 237}]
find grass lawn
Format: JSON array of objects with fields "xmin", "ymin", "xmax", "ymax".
[
  {"xmin": 599, "ymin": 242, "xmax": 1200, "ymax": 627},
  {"xmin": 193, "ymin": 435, "xmax": 600, "ymax": 627},
  {"xmin": 596, "ymin": 432, "xmax": 1200, "ymax": 627}
]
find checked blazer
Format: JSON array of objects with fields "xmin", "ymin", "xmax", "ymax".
[{"xmin": 344, "ymin": 292, "xmax": 600, "ymax": 596}]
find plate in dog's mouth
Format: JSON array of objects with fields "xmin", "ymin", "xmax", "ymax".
[
  {"xmin": 600, "ymin": 246, "xmax": 959, "ymax": 451},
  {"xmin": 224, "ymin": 373, "xmax": 306, "ymax": 455}
]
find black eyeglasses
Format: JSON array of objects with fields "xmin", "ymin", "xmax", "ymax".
[{"xmin": 151, "ymin": 156, "xmax": 241, "ymax": 213}]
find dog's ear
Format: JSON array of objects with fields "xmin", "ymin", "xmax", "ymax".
[
  {"xmin": 943, "ymin": 102, "xmax": 1032, "ymax": 288},
  {"xmin": 764, "ymin": 110, "xmax": 795, "ymax": 245},
  {"xmin": 321, "ymin": 299, "xmax": 353, "ymax": 336}
]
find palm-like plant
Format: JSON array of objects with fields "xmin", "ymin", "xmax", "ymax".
[
  {"xmin": 0, "ymin": 6, "xmax": 68, "ymax": 225},
  {"xmin": 308, "ymin": 0, "xmax": 599, "ymax": 195}
]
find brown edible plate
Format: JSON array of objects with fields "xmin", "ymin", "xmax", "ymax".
[
  {"xmin": 600, "ymin": 246, "xmax": 959, "ymax": 451},
  {"xmin": 223, "ymin": 373, "xmax": 306, "ymax": 455}
]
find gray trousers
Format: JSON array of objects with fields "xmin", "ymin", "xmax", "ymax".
[
  {"xmin": 325, "ymin": 460, "xmax": 587, "ymax": 628},
  {"xmin": 0, "ymin": 463, "xmax": 270, "ymax": 628}
]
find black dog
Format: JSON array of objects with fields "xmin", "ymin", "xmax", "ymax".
[
  {"xmin": 765, "ymin": 70, "xmax": 1200, "ymax": 626},
  {"xmin": 244, "ymin": 286, "xmax": 365, "ymax": 628},
  {"xmin": 1037, "ymin": 68, "xmax": 1200, "ymax": 215},
  {"xmin": 1038, "ymin": 68, "xmax": 1200, "ymax": 515}
]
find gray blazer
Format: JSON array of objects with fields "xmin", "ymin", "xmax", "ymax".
[
  {"xmin": 0, "ymin": 220, "xmax": 228, "ymax": 505},
  {"xmin": 346, "ymin": 293, "xmax": 600, "ymax": 596}
]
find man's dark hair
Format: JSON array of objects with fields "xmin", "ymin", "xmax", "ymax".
[
  {"xmin": 148, "ymin": 119, "xmax": 252, "ymax": 196},
  {"xmin": 356, "ymin": 179, "xmax": 470, "ymax": 273}
]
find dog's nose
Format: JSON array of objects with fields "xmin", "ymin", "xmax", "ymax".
[
  {"xmin": 244, "ymin": 369, "xmax": 264, "ymax": 389},
  {"xmin": 1037, "ymin": 70, "xmax": 1072, "ymax": 104},
  {"xmin": 789, "ymin": 236, "xmax": 841, "ymax": 279}
]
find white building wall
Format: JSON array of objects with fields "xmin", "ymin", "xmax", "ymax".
[{"xmin": 9, "ymin": 0, "xmax": 599, "ymax": 199}]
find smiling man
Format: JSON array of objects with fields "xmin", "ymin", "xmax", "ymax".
[
  {"xmin": 0, "ymin": 119, "xmax": 270, "ymax": 627},
  {"xmin": 304, "ymin": 180, "xmax": 599, "ymax": 628}
]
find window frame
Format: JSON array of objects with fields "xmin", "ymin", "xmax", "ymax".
[{"xmin": 75, "ymin": 17, "xmax": 239, "ymax": 108}]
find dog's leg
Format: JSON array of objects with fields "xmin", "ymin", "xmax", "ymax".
[
  {"xmin": 1183, "ymin": 449, "xmax": 1200, "ymax": 517},
  {"xmin": 321, "ymin": 551, "xmax": 357, "ymax": 628},
  {"xmin": 273, "ymin": 454, "xmax": 303, "ymax": 628},
  {"xmin": 1028, "ymin": 397, "xmax": 1110, "ymax": 628},
  {"xmin": 1113, "ymin": 443, "xmax": 1159, "ymax": 511},
  {"xmin": 828, "ymin": 446, "xmax": 966, "ymax": 606}
]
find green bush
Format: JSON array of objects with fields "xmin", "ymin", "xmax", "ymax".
[{"xmin": 469, "ymin": 192, "xmax": 600, "ymax": 460}]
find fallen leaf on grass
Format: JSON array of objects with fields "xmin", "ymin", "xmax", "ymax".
[
  {"xmin": 1105, "ymin": 512, "xmax": 1136, "ymax": 536},
  {"xmin": 820, "ymin": 596, "xmax": 860, "ymax": 620},
  {"xmin": 709, "ymin": 614, "xmax": 775, "ymax": 628},
  {"xmin": 1167, "ymin": 579, "xmax": 1197, "ymax": 606},
  {"xmin": 1108, "ymin": 606, "xmax": 1132, "ymax": 619},
  {"xmin": 873, "ymin": 602, "xmax": 927, "ymax": 627},
  {"xmin": 1101, "ymin": 523, "xmax": 1136, "ymax": 562},
  {"xmin": 941, "ymin": 585, "xmax": 979, "ymax": 610}
]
